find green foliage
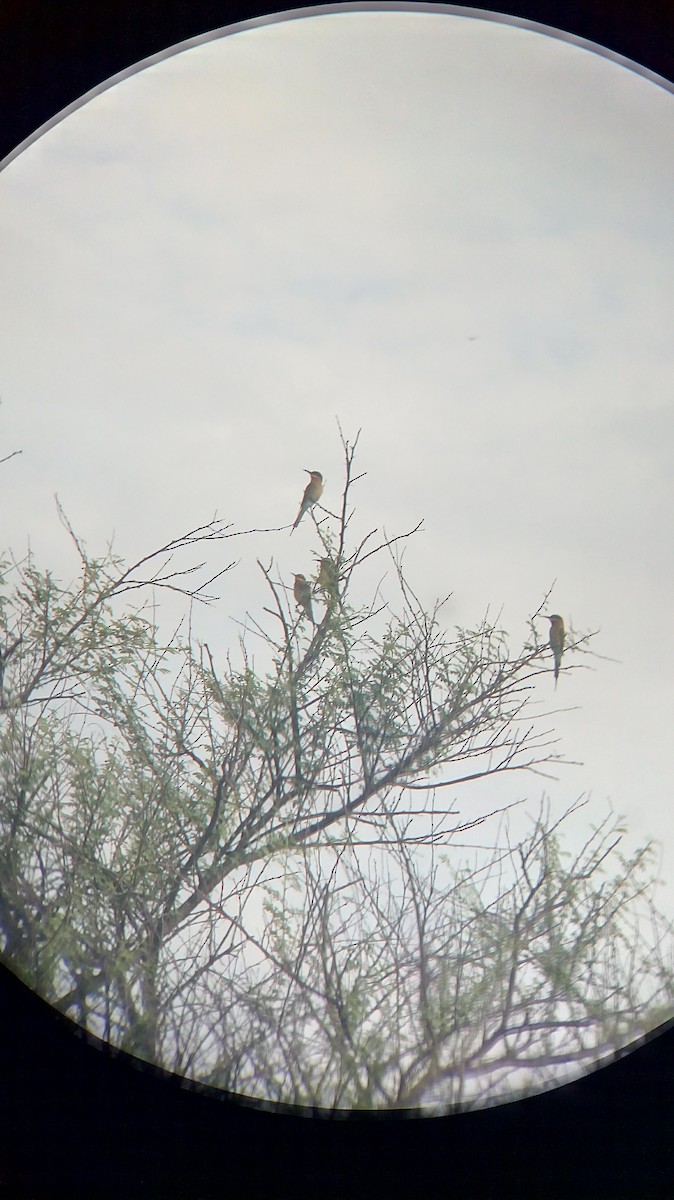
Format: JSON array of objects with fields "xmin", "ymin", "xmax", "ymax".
[{"xmin": 0, "ymin": 450, "xmax": 671, "ymax": 1109}]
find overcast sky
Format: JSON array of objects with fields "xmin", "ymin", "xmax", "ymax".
[{"xmin": 1, "ymin": 8, "xmax": 674, "ymax": 902}]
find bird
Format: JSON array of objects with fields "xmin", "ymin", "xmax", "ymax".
[
  {"xmin": 291, "ymin": 470, "xmax": 323, "ymax": 532},
  {"xmin": 316, "ymin": 555, "xmax": 338, "ymax": 598},
  {"xmin": 293, "ymin": 574, "xmax": 315, "ymax": 624},
  {"xmin": 545, "ymin": 614, "xmax": 565, "ymax": 685}
]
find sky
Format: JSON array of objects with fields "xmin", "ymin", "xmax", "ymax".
[{"xmin": 1, "ymin": 7, "xmax": 674, "ymax": 914}]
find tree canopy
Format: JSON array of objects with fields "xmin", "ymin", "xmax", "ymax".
[{"xmin": 1, "ymin": 436, "xmax": 672, "ymax": 1109}]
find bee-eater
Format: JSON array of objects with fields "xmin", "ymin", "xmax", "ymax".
[
  {"xmin": 291, "ymin": 470, "xmax": 323, "ymax": 532},
  {"xmin": 293, "ymin": 574, "xmax": 315, "ymax": 624},
  {"xmin": 545, "ymin": 614, "xmax": 565, "ymax": 685},
  {"xmin": 316, "ymin": 555, "xmax": 338, "ymax": 597}
]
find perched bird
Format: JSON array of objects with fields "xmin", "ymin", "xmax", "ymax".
[
  {"xmin": 545, "ymin": 614, "xmax": 565, "ymax": 685},
  {"xmin": 316, "ymin": 555, "xmax": 338, "ymax": 598},
  {"xmin": 291, "ymin": 470, "xmax": 324, "ymax": 532},
  {"xmin": 293, "ymin": 574, "xmax": 315, "ymax": 624}
]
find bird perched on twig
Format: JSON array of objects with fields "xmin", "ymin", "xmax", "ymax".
[
  {"xmin": 316, "ymin": 555, "xmax": 338, "ymax": 600},
  {"xmin": 545, "ymin": 614, "xmax": 565, "ymax": 686},
  {"xmin": 291, "ymin": 470, "xmax": 323, "ymax": 532},
  {"xmin": 293, "ymin": 574, "xmax": 315, "ymax": 624}
]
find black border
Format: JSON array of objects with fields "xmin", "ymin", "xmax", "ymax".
[
  {"xmin": 2, "ymin": 963, "xmax": 674, "ymax": 1197},
  {"xmin": 2, "ymin": 0, "xmax": 674, "ymax": 166},
  {"xmin": 2, "ymin": 3, "xmax": 674, "ymax": 1196}
]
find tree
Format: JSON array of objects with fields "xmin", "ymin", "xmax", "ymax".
[
  {"xmin": 0, "ymin": 436, "xmax": 671, "ymax": 1109},
  {"xmin": 212, "ymin": 799, "xmax": 673, "ymax": 1109}
]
